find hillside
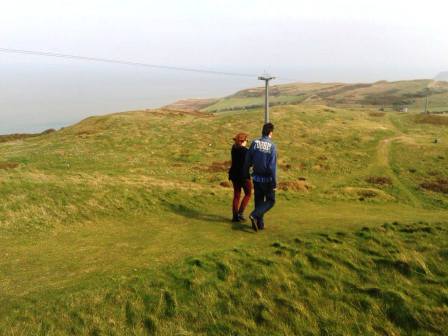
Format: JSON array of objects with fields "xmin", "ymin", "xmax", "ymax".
[
  {"xmin": 176, "ymin": 80, "xmax": 448, "ymax": 114},
  {"xmin": 163, "ymin": 98, "xmax": 218, "ymax": 112},
  {"xmin": 1, "ymin": 99, "xmax": 448, "ymax": 334}
]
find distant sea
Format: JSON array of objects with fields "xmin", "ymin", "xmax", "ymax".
[{"xmin": 1, "ymin": 60, "xmax": 279, "ymax": 135}]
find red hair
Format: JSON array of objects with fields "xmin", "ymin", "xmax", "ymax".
[{"xmin": 233, "ymin": 133, "xmax": 248, "ymax": 147}]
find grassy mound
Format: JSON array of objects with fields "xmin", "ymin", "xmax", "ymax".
[{"xmin": 2, "ymin": 221, "xmax": 447, "ymax": 335}]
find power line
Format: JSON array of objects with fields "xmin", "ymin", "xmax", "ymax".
[{"xmin": 0, "ymin": 47, "xmax": 259, "ymax": 78}]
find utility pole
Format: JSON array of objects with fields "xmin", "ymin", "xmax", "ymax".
[
  {"xmin": 258, "ymin": 75, "xmax": 275, "ymax": 124},
  {"xmin": 424, "ymin": 94, "xmax": 429, "ymax": 114}
]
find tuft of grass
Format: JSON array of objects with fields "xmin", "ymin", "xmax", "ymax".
[
  {"xmin": 143, "ymin": 316, "xmax": 158, "ymax": 335},
  {"xmin": 162, "ymin": 291, "xmax": 177, "ymax": 318},
  {"xmin": 216, "ymin": 261, "xmax": 231, "ymax": 281},
  {"xmin": 125, "ymin": 301, "xmax": 138, "ymax": 326}
]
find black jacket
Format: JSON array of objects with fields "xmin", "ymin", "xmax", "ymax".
[{"xmin": 228, "ymin": 145, "xmax": 249, "ymax": 182}]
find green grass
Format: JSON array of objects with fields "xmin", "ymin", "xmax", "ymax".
[
  {"xmin": 0, "ymin": 101, "xmax": 447, "ymax": 334},
  {"xmin": 199, "ymin": 80, "xmax": 448, "ymax": 113},
  {"xmin": 203, "ymin": 95, "xmax": 307, "ymax": 112},
  {"xmin": 2, "ymin": 221, "xmax": 447, "ymax": 335}
]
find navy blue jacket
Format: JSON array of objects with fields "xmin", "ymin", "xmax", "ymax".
[{"xmin": 244, "ymin": 136, "xmax": 277, "ymax": 187}]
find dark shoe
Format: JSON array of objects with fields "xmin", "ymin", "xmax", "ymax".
[
  {"xmin": 237, "ymin": 213, "xmax": 246, "ymax": 221},
  {"xmin": 257, "ymin": 220, "xmax": 265, "ymax": 230},
  {"xmin": 249, "ymin": 215, "xmax": 258, "ymax": 232},
  {"xmin": 232, "ymin": 215, "xmax": 240, "ymax": 222}
]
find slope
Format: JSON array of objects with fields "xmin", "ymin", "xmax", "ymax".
[{"xmin": 0, "ymin": 104, "xmax": 447, "ymax": 334}]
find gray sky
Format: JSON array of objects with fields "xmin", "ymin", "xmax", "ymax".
[{"xmin": 1, "ymin": 0, "xmax": 447, "ymax": 133}]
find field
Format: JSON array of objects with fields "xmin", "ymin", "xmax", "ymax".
[{"xmin": 1, "ymin": 81, "xmax": 448, "ymax": 335}]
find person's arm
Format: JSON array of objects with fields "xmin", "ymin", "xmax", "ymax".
[
  {"xmin": 228, "ymin": 147, "xmax": 235, "ymax": 180},
  {"xmin": 243, "ymin": 143, "xmax": 254, "ymax": 180},
  {"xmin": 269, "ymin": 144, "xmax": 277, "ymax": 189}
]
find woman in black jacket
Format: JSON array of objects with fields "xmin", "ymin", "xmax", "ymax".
[{"xmin": 228, "ymin": 133, "xmax": 252, "ymax": 222}]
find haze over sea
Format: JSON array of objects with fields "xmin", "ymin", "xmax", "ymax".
[{"xmin": 0, "ymin": 60, "xmax": 262, "ymax": 134}]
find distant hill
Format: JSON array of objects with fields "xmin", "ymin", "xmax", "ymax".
[
  {"xmin": 163, "ymin": 80, "xmax": 448, "ymax": 114},
  {"xmin": 163, "ymin": 98, "xmax": 218, "ymax": 111},
  {"xmin": 0, "ymin": 128, "xmax": 55, "ymax": 142},
  {"xmin": 199, "ymin": 79, "xmax": 448, "ymax": 113},
  {"xmin": 435, "ymin": 71, "xmax": 448, "ymax": 81}
]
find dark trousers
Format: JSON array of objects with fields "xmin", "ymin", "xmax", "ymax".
[
  {"xmin": 232, "ymin": 179, "xmax": 252, "ymax": 216},
  {"xmin": 251, "ymin": 181, "xmax": 276, "ymax": 228}
]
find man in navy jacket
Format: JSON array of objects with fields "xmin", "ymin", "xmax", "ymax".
[{"xmin": 244, "ymin": 123, "xmax": 277, "ymax": 232}]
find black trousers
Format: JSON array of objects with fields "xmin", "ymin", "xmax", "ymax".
[{"xmin": 251, "ymin": 181, "xmax": 276, "ymax": 228}]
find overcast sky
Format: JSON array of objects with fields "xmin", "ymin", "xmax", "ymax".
[{"xmin": 1, "ymin": 0, "xmax": 447, "ymax": 133}]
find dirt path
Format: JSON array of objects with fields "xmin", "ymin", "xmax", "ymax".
[{"xmin": 376, "ymin": 121, "xmax": 421, "ymax": 207}]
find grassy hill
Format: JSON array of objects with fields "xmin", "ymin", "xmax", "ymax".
[
  {"xmin": 171, "ymin": 80, "xmax": 448, "ymax": 114},
  {"xmin": 1, "ymin": 92, "xmax": 448, "ymax": 334}
]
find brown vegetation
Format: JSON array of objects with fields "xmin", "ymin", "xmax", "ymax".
[
  {"xmin": 358, "ymin": 189, "xmax": 378, "ymax": 198},
  {"xmin": 369, "ymin": 112, "xmax": 385, "ymax": 117},
  {"xmin": 420, "ymin": 179, "xmax": 448, "ymax": 194},
  {"xmin": 278, "ymin": 180, "xmax": 313, "ymax": 192},
  {"xmin": 342, "ymin": 187, "xmax": 395, "ymax": 201},
  {"xmin": 366, "ymin": 176, "xmax": 392, "ymax": 186},
  {"xmin": 219, "ymin": 181, "xmax": 231, "ymax": 188},
  {"xmin": 279, "ymin": 163, "xmax": 292, "ymax": 171},
  {"xmin": 0, "ymin": 162, "xmax": 19, "ymax": 170},
  {"xmin": 415, "ymin": 114, "xmax": 448, "ymax": 126},
  {"xmin": 76, "ymin": 130, "xmax": 97, "ymax": 137},
  {"xmin": 208, "ymin": 161, "xmax": 231, "ymax": 173}
]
